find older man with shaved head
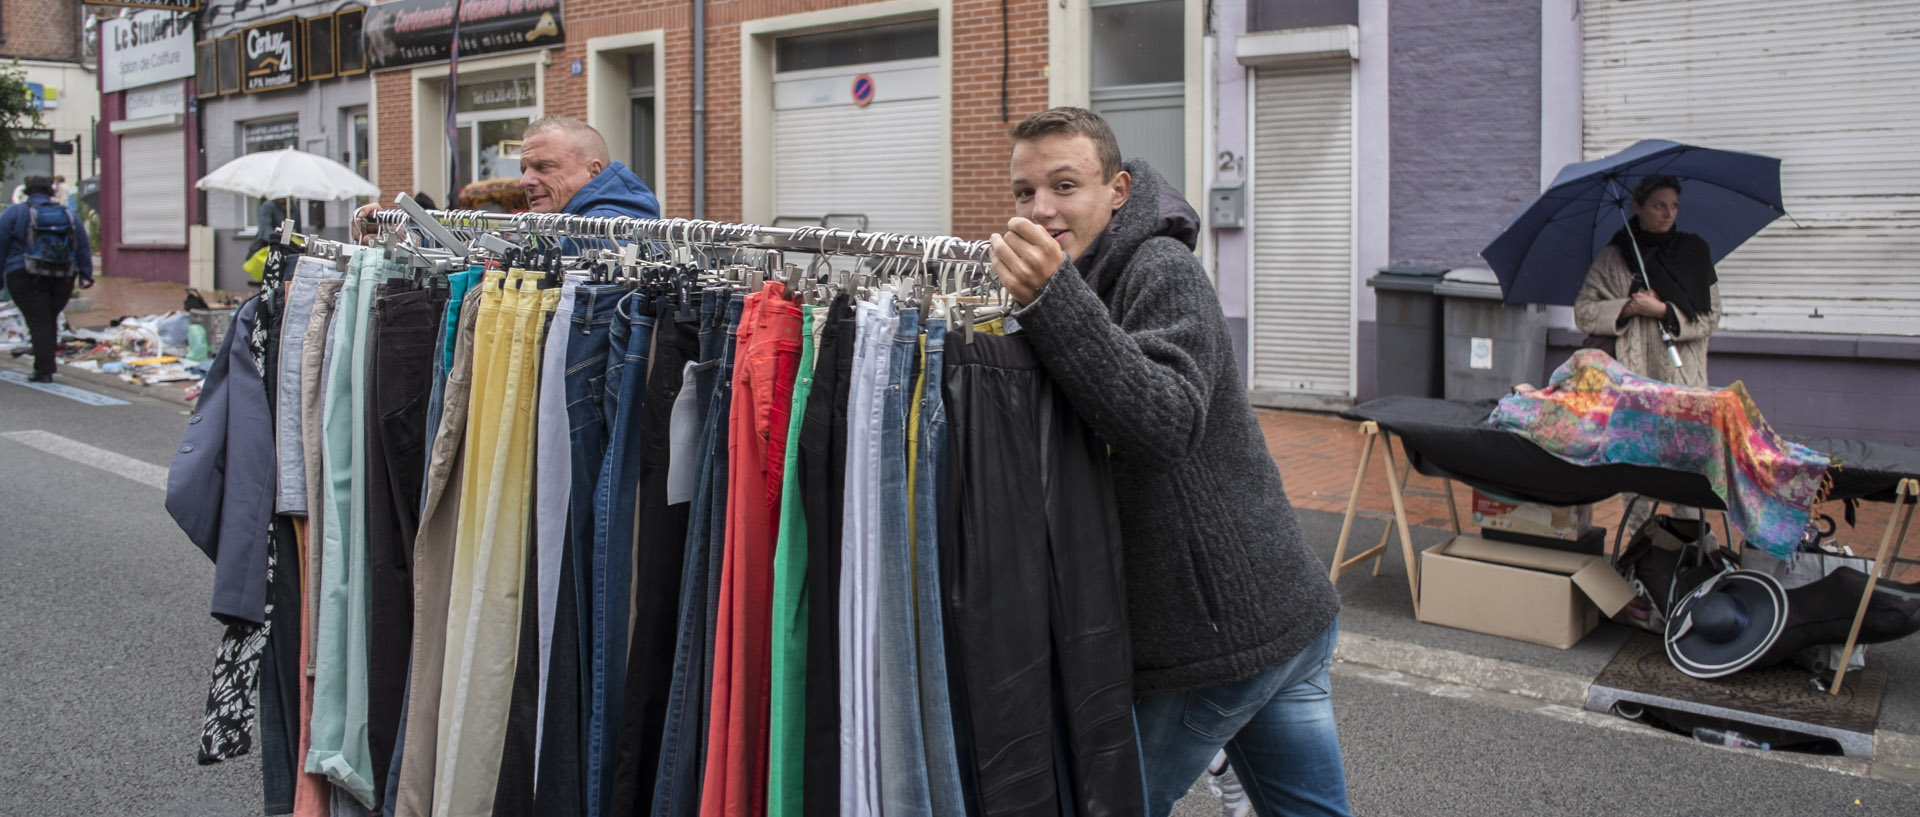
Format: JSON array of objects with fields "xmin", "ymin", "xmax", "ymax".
[
  {"xmin": 517, "ymin": 116, "xmax": 658, "ymax": 218},
  {"xmin": 354, "ymin": 116, "xmax": 657, "ymax": 235}
]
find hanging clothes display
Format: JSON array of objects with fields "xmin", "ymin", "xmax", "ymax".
[{"xmin": 167, "ymin": 204, "xmax": 1149, "ymax": 817}]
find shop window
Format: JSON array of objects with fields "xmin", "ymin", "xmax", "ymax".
[
  {"xmin": 195, "ymin": 39, "xmax": 218, "ymax": 99},
  {"xmin": 337, "ymin": 7, "xmax": 366, "ymax": 75},
  {"xmin": 242, "ymin": 118, "xmax": 301, "ymax": 231},
  {"xmin": 346, "ymin": 109, "xmax": 371, "ymax": 207},
  {"xmin": 1090, "ymin": 0, "xmax": 1185, "ymax": 191},
  {"xmin": 306, "ymin": 13, "xmax": 337, "ymax": 81},
  {"xmin": 629, "ymin": 49, "xmax": 655, "ymax": 188},
  {"xmin": 217, "ymin": 34, "xmax": 242, "ymax": 95},
  {"xmin": 453, "ymin": 75, "xmax": 537, "ymax": 193}
]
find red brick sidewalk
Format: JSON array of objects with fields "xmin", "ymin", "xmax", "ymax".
[
  {"xmin": 67, "ymin": 276, "xmax": 249, "ymax": 329},
  {"xmin": 1253, "ymin": 407, "xmax": 1910, "ymax": 567}
]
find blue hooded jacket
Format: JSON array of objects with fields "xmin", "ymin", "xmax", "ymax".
[
  {"xmin": 0, "ymin": 194, "xmax": 94, "ymax": 279},
  {"xmin": 564, "ymin": 160, "xmax": 659, "ymax": 220}
]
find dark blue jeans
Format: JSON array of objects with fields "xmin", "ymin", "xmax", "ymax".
[
  {"xmin": 545, "ymin": 282, "xmax": 625, "ymax": 817},
  {"xmin": 587, "ymin": 292, "xmax": 658, "ymax": 817},
  {"xmin": 649, "ymin": 289, "xmax": 739, "ymax": 817}
]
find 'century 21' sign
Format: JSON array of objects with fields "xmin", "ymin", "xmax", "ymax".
[{"xmin": 247, "ymin": 27, "xmax": 292, "ymax": 73}]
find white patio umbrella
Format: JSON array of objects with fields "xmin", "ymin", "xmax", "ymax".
[{"xmin": 195, "ymin": 147, "xmax": 381, "ymax": 201}]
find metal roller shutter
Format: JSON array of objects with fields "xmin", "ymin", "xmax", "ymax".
[
  {"xmin": 1584, "ymin": 0, "xmax": 1920, "ymax": 335},
  {"xmin": 773, "ymin": 60, "xmax": 943, "ymax": 238},
  {"xmin": 1248, "ymin": 60, "xmax": 1354, "ymax": 406},
  {"xmin": 120, "ymin": 128, "xmax": 187, "ymax": 245}
]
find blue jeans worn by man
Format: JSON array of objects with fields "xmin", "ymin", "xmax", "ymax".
[{"xmin": 1133, "ymin": 620, "xmax": 1349, "ymax": 816}]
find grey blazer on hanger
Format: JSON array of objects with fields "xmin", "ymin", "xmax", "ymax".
[{"xmin": 167, "ymin": 295, "xmax": 275, "ymax": 625}]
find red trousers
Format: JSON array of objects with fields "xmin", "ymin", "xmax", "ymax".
[{"xmin": 700, "ymin": 283, "xmax": 803, "ymax": 817}]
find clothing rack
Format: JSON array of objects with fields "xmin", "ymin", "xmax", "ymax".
[{"xmin": 369, "ymin": 194, "xmax": 995, "ymax": 265}]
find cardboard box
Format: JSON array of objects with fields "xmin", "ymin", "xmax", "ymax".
[
  {"xmin": 1472, "ymin": 489, "xmax": 1593, "ymax": 541},
  {"xmin": 1417, "ymin": 534, "xmax": 1636, "ymax": 649}
]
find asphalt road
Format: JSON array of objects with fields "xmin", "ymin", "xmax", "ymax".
[{"xmin": 4, "ymin": 368, "xmax": 1916, "ymax": 816}]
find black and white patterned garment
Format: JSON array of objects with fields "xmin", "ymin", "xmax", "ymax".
[{"xmin": 197, "ymin": 250, "xmax": 291, "ymax": 764}]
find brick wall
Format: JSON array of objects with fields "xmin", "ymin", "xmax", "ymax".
[
  {"xmin": 374, "ymin": 0, "xmax": 1053, "ymax": 235},
  {"xmin": 0, "ymin": 0, "xmax": 81, "ymax": 62},
  {"xmin": 949, "ymin": 0, "xmax": 1050, "ymax": 240},
  {"xmin": 374, "ymin": 70, "xmax": 414, "ymax": 203}
]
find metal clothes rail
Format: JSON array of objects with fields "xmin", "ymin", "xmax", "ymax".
[{"xmin": 370, "ymin": 194, "xmax": 995, "ymax": 265}]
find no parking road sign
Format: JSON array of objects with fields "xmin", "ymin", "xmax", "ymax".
[{"xmin": 852, "ymin": 74, "xmax": 875, "ymax": 107}]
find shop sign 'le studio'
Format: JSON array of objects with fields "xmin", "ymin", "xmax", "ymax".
[
  {"xmin": 362, "ymin": 0, "xmax": 565, "ymax": 70},
  {"xmin": 101, "ymin": 9, "xmax": 197, "ymax": 93}
]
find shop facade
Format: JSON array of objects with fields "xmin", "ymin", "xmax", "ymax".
[
  {"xmin": 195, "ymin": 0, "xmax": 372, "ymax": 291},
  {"xmin": 365, "ymin": 0, "xmax": 1208, "ymax": 242},
  {"xmin": 97, "ymin": 8, "xmax": 201, "ymax": 285}
]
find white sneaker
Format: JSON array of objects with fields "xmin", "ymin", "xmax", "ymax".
[{"xmin": 1206, "ymin": 751, "xmax": 1252, "ymax": 817}]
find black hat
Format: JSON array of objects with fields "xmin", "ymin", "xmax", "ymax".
[{"xmin": 1665, "ymin": 570, "xmax": 1787, "ymax": 679}]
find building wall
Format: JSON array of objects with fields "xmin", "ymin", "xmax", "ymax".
[
  {"xmin": 0, "ymin": 0, "xmax": 83, "ymax": 62},
  {"xmin": 201, "ymin": 82, "xmax": 372, "ymax": 290},
  {"xmin": 1386, "ymin": 0, "xmax": 1538, "ymax": 271},
  {"xmin": 372, "ymin": 0, "xmax": 1050, "ymax": 237},
  {"xmin": 200, "ymin": 0, "xmax": 373, "ymax": 290}
]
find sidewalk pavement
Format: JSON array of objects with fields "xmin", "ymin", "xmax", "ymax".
[{"xmin": 65, "ymin": 275, "xmax": 249, "ymax": 329}]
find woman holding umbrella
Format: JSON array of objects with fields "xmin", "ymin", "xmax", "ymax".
[{"xmin": 1573, "ymin": 174, "xmax": 1722, "ymax": 387}]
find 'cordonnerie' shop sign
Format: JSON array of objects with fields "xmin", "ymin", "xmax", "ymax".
[
  {"xmin": 364, "ymin": 0, "xmax": 564, "ymax": 70},
  {"xmin": 102, "ymin": 10, "xmax": 197, "ymax": 93},
  {"xmin": 244, "ymin": 18, "xmax": 301, "ymax": 92}
]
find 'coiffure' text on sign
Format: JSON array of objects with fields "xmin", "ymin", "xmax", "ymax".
[{"xmin": 102, "ymin": 10, "xmax": 197, "ymax": 93}]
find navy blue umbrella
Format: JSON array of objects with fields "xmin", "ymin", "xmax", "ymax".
[{"xmin": 1481, "ymin": 139, "xmax": 1787, "ymax": 307}]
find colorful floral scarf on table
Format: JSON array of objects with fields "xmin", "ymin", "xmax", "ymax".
[{"xmin": 1487, "ymin": 349, "xmax": 1830, "ymax": 558}]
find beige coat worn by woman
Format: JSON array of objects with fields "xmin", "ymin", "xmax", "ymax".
[{"xmin": 1573, "ymin": 243, "xmax": 1721, "ymax": 387}]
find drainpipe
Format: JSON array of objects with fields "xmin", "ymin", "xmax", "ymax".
[{"xmin": 692, "ymin": 0, "xmax": 706, "ymax": 219}]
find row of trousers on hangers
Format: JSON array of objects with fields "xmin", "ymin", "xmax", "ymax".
[{"xmin": 183, "ymin": 240, "xmax": 1148, "ymax": 817}]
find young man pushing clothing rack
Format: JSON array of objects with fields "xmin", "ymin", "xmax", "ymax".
[{"xmin": 989, "ymin": 107, "xmax": 1353, "ymax": 817}]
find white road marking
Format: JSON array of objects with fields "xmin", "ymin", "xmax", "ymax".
[
  {"xmin": 0, "ymin": 429, "xmax": 169, "ymax": 490},
  {"xmin": 0, "ymin": 370, "xmax": 131, "ymax": 405}
]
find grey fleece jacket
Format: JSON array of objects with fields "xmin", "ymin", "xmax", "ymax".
[{"xmin": 1013, "ymin": 160, "xmax": 1341, "ymax": 693}]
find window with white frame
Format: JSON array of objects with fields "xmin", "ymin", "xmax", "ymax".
[
  {"xmin": 1090, "ymin": 0, "xmax": 1185, "ymax": 191},
  {"xmin": 453, "ymin": 75, "xmax": 538, "ymax": 193}
]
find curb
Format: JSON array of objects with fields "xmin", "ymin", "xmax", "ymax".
[
  {"xmin": 0, "ymin": 358, "xmax": 191, "ymax": 405},
  {"xmin": 1335, "ymin": 630, "xmax": 1920, "ymax": 781},
  {"xmin": 1334, "ymin": 631, "xmax": 1591, "ymax": 707}
]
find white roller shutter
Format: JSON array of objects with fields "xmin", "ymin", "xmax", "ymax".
[
  {"xmin": 120, "ymin": 128, "xmax": 187, "ymax": 245},
  {"xmin": 1584, "ymin": 0, "xmax": 1920, "ymax": 335},
  {"xmin": 773, "ymin": 59, "xmax": 943, "ymax": 238},
  {"xmin": 1248, "ymin": 60, "xmax": 1354, "ymax": 405}
]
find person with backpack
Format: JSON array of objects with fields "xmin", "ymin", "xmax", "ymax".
[{"xmin": 1, "ymin": 175, "xmax": 94, "ymax": 382}]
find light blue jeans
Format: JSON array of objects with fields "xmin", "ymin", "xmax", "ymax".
[
  {"xmin": 1133, "ymin": 618, "xmax": 1351, "ymax": 817},
  {"xmin": 876, "ymin": 307, "xmax": 932, "ymax": 816}
]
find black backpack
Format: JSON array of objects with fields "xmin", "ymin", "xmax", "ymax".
[{"xmin": 22, "ymin": 201, "xmax": 79, "ymax": 277}]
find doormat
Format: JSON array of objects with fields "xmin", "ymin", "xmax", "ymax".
[{"xmin": 1585, "ymin": 631, "xmax": 1886, "ymax": 757}]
